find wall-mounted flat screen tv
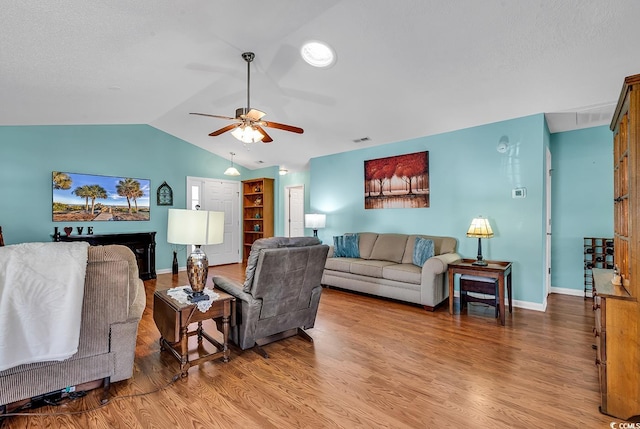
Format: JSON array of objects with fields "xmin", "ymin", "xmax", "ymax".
[{"xmin": 52, "ymin": 171, "xmax": 150, "ymax": 222}]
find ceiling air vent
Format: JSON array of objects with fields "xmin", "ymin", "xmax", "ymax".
[{"xmin": 353, "ymin": 136, "xmax": 370, "ymax": 143}]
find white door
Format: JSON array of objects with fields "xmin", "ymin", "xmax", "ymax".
[
  {"xmin": 285, "ymin": 185, "xmax": 305, "ymax": 237},
  {"xmin": 545, "ymin": 147, "xmax": 552, "ymax": 299},
  {"xmin": 187, "ymin": 177, "xmax": 241, "ymax": 265}
]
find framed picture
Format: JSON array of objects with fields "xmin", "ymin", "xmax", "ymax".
[
  {"xmin": 364, "ymin": 151, "xmax": 429, "ymax": 209},
  {"xmin": 157, "ymin": 181, "xmax": 173, "ymax": 206},
  {"xmin": 52, "ymin": 171, "xmax": 150, "ymax": 221}
]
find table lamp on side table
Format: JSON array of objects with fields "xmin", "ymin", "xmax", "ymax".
[
  {"xmin": 466, "ymin": 216, "xmax": 494, "ymax": 266},
  {"xmin": 305, "ymin": 213, "xmax": 326, "ymax": 237},
  {"xmin": 167, "ymin": 208, "xmax": 224, "ymax": 302}
]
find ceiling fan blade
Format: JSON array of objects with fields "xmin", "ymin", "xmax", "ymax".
[
  {"xmin": 256, "ymin": 126, "xmax": 273, "ymax": 143},
  {"xmin": 262, "ymin": 121, "xmax": 304, "ymax": 134},
  {"xmin": 246, "ymin": 109, "xmax": 266, "ymax": 121},
  {"xmin": 190, "ymin": 112, "xmax": 237, "ymax": 121},
  {"xmin": 209, "ymin": 123, "xmax": 240, "ymax": 137}
]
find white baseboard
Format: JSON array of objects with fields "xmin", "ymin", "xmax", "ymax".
[
  {"xmin": 156, "ymin": 266, "xmax": 186, "ymax": 275},
  {"xmin": 513, "ymin": 299, "xmax": 545, "ymax": 312},
  {"xmin": 550, "ymin": 286, "xmax": 591, "ymax": 298}
]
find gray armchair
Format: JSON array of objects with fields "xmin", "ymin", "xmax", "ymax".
[{"xmin": 213, "ymin": 237, "xmax": 329, "ymax": 358}]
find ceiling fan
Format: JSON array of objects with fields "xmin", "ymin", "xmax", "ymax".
[{"xmin": 190, "ymin": 52, "xmax": 304, "ymax": 144}]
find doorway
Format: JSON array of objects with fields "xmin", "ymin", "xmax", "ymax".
[
  {"xmin": 186, "ymin": 177, "xmax": 241, "ymax": 265},
  {"xmin": 284, "ymin": 185, "xmax": 305, "ymax": 237},
  {"xmin": 545, "ymin": 147, "xmax": 552, "ymax": 302}
]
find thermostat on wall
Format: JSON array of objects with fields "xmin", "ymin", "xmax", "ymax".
[{"xmin": 512, "ymin": 188, "xmax": 526, "ymax": 198}]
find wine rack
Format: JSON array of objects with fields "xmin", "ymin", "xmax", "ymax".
[{"xmin": 583, "ymin": 237, "xmax": 614, "ymax": 298}]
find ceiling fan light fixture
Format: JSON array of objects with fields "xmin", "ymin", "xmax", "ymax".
[
  {"xmin": 191, "ymin": 51, "xmax": 303, "ymax": 142},
  {"xmin": 301, "ymin": 40, "xmax": 335, "ymax": 68},
  {"xmin": 231, "ymin": 125, "xmax": 264, "ymax": 144}
]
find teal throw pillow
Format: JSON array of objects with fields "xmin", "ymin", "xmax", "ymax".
[
  {"xmin": 333, "ymin": 234, "xmax": 360, "ymax": 258},
  {"xmin": 413, "ymin": 237, "xmax": 434, "ymax": 267}
]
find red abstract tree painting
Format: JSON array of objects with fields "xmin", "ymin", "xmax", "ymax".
[{"xmin": 364, "ymin": 151, "xmax": 429, "ymax": 209}]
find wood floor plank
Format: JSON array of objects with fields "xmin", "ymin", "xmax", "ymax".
[{"xmin": 1, "ymin": 264, "xmax": 623, "ymax": 428}]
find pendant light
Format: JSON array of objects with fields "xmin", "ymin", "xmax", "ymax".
[{"xmin": 224, "ymin": 152, "xmax": 241, "ymax": 176}]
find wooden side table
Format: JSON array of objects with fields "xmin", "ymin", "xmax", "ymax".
[
  {"xmin": 153, "ymin": 287, "xmax": 235, "ymax": 376},
  {"xmin": 448, "ymin": 259, "xmax": 512, "ymax": 325}
]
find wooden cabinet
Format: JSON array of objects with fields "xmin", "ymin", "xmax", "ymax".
[
  {"xmin": 583, "ymin": 237, "xmax": 614, "ymax": 297},
  {"xmin": 594, "ymin": 73, "xmax": 640, "ymax": 420},
  {"xmin": 242, "ymin": 178, "xmax": 274, "ymax": 260}
]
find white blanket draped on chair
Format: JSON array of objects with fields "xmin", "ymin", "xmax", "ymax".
[{"xmin": 0, "ymin": 241, "xmax": 89, "ymax": 371}]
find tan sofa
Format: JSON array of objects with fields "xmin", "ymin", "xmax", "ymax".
[
  {"xmin": 321, "ymin": 233, "xmax": 460, "ymax": 310},
  {"xmin": 0, "ymin": 245, "xmax": 145, "ymax": 407}
]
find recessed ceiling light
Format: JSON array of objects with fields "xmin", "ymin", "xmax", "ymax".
[{"xmin": 300, "ymin": 40, "xmax": 336, "ymax": 68}]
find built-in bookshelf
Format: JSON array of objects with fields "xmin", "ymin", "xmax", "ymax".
[{"xmin": 241, "ymin": 178, "xmax": 274, "ymax": 260}]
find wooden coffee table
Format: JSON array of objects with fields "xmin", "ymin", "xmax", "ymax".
[{"xmin": 153, "ymin": 286, "xmax": 235, "ymax": 376}]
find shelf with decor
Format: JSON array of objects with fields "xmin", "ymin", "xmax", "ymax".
[
  {"xmin": 583, "ymin": 237, "xmax": 614, "ymax": 298},
  {"xmin": 242, "ymin": 178, "xmax": 274, "ymax": 260}
]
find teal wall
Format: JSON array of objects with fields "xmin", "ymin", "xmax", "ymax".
[
  {"xmin": 0, "ymin": 124, "xmax": 256, "ymax": 271},
  {"xmin": 310, "ymin": 114, "xmax": 548, "ymax": 306},
  {"xmin": 1, "ymin": 119, "xmax": 615, "ymax": 305},
  {"xmin": 550, "ymin": 125, "xmax": 614, "ymax": 293}
]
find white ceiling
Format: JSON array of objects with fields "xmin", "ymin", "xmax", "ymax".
[{"xmin": 2, "ymin": 1, "xmax": 639, "ymax": 171}]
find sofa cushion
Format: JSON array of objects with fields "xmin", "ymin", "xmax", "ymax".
[
  {"xmin": 369, "ymin": 234, "xmax": 408, "ymax": 263},
  {"xmin": 412, "ymin": 237, "xmax": 434, "ymax": 267},
  {"xmin": 357, "ymin": 232, "xmax": 379, "ymax": 259},
  {"xmin": 382, "ymin": 263, "xmax": 422, "ymax": 285},
  {"xmin": 437, "ymin": 237, "xmax": 457, "ymax": 255},
  {"xmin": 325, "ymin": 257, "xmax": 357, "ymax": 272},
  {"xmin": 402, "ymin": 235, "xmax": 457, "ymax": 264},
  {"xmin": 333, "ymin": 234, "xmax": 360, "ymax": 258},
  {"xmin": 349, "ymin": 259, "xmax": 396, "ymax": 278}
]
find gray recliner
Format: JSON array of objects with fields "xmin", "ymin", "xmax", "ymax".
[{"xmin": 212, "ymin": 237, "xmax": 329, "ymax": 358}]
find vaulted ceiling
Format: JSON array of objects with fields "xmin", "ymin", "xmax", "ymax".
[{"xmin": 3, "ymin": 1, "xmax": 639, "ymax": 171}]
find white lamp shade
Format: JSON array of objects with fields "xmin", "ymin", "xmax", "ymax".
[
  {"xmin": 466, "ymin": 217, "xmax": 494, "ymax": 238},
  {"xmin": 224, "ymin": 152, "xmax": 241, "ymax": 176},
  {"xmin": 224, "ymin": 166, "xmax": 241, "ymax": 176},
  {"xmin": 231, "ymin": 125, "xmax": 264, "ymax": 143},
  {"xmin": 305, "ymin": 213, "xmax": 326, "ymax": 229},
  {"xmin": 167, "ymin": 209, "xmax": 225, "ymax": 245}
]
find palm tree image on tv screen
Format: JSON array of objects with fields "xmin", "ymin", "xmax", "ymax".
[{"xmin": 52, "ymin": 171, "xmax": 150, "ymax": 221}]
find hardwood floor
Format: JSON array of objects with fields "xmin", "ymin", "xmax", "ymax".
[{"xmin": 2, "ymin": 264, "xmax": 620, "ymax": 428}]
